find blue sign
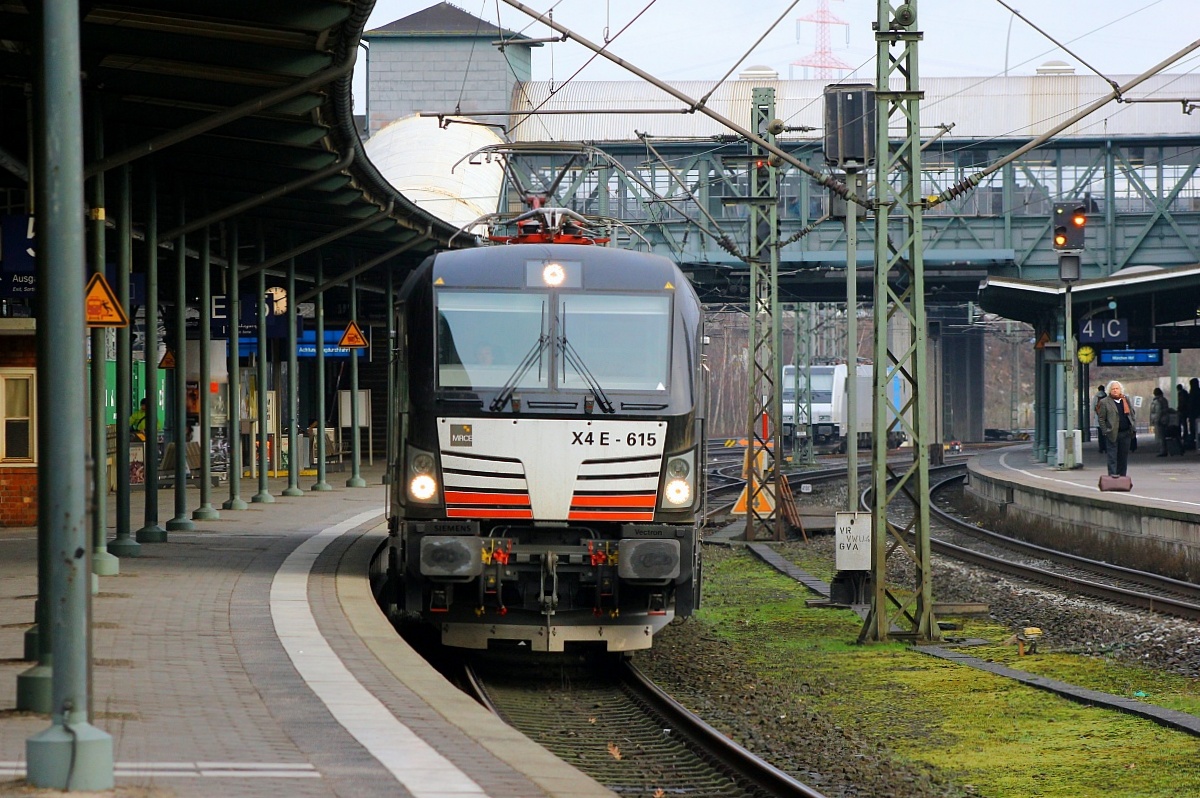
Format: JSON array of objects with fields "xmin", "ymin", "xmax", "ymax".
[
  {"xmin": 0, "ymin": 214, "xmax": 37, "ymax": 297},
  {"xmin": 207, "ymin": 294, "xmax": 292, "ymax": 340},
  {"xmin": 1078, "ymin": 317, "xmax": 1127, "ymax": 344},
  {"xmin": 1099, "ymin": 348, "xmax": 1161, "ymax": 365},
  {"xmin": 236, "ymin": 328, "xmax": 366, "ymax": 358}
]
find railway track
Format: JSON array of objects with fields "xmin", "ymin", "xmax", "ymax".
[
  {"xmin": 928, "ymin": 474, "xmax": 1200, "ymax": 622},
  {"xmin": 462, "ymin": 656, "xmax": 826, "ymax": 798},
  {"xmin": 846, "ymin": 462, "xmax": 1200, "ymax": 622}
]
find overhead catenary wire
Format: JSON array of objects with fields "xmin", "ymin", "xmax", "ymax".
[
  {"xmin": 498, "ymin": 0, "xmax": 864, "ymax": 208},
  {"xmin": 993, "ymin": 0, "xmax": 1119, "ymax": 92}
]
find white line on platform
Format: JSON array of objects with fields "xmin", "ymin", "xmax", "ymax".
[
  {"xmin": 0, "ymin": 762, "xmax": 318, "ymax": 779},
  {"xmin": 270, "ymin": 507, "xmax": 489, "ymax": 798},
  {"xmin": 997, "ymin": 451, "xmax": 1200, "ymax": 508}
]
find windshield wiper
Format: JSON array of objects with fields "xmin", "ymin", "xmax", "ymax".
[
  {"xmin": 558, "ymin": 335, "xmax": 615, "ymax": 414},
  {"xmin": 490, "ymin": 334, "xmax": 549, "ymax": 412}
]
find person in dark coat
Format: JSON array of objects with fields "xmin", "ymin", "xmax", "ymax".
[
  {"xmin": 1177, "ymin": 384, "xmax": 1190, "ymax": 443},
  {"xmin": 1094, "ymin": 385, "xmax": 1108, "ymax": 453},
  {"xmin": 1190, "ymin": 378, "xmax": 1200, "ymax": 449},
  {"xmin": 1097, "ymin": 380, "xmax": 1135, "ymax": 477},
  {"xmin": 1150, "ymin": 387, "xmax": 1169, "ymax": 456}
]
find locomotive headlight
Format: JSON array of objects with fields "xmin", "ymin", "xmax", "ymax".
[
  {"xmin": 407, "ymin": 448, "xmax": 439, "ymax": 503},
  {"xmin": 661, "ymin": 452, "xmax": 696, "ymax": 508},
  {"xmin": 542, "ymin": 262, "xmax": 566, "ymax": 286},
  {"xmin": 410, "ymin": 474, "xmax": 437, "ymax": 502},
  {"xmin": 664, "ymin": 478, "xmax": 691, "ymax": 506}
]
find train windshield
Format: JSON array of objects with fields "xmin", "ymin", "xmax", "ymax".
[
  {"xmin": 436, "ymin": 291, "xmax": 548, "ymax": 389},
  {"xmin": 558, "ymin": 294, "xmax": 670, "ymax": 391},
  {"xmin": 781, "ymin": 369, "xmax": 834, "ymax": 403}
]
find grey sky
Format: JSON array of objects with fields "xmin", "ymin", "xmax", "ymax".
[{"xmin": 359, "ymin": 0, "xmax": 1199, "ymax": 90}]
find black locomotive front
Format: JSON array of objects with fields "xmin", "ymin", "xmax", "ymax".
[{"xmin": 383, "ymin": 243, "xmax": 705, "ymax": 652}]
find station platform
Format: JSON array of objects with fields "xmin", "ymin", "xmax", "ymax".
[
  {"xmin": 965, "ymin": 440, "xmax": 1200, "ymax": 579},
  {"xmin": 0, "ymin": 467, "xmax": 613, "ymax": 797}
]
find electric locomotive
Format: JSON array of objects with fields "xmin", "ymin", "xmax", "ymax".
[{"xmin": 382, "ymin": 210, "xmax": 705, "ymax": 652}]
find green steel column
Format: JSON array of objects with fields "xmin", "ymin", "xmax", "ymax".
[
  {"xmin": 25, "ymin": 0, "xmax": 115, "ymax": 786},
  {"xmin": 383, "ymin": 268, "xmax": 394, "ymax": 485},
  {"xmin": 312, "ymin": 257, "xmax": 331, "ymax": 491},
  {"xmin": 1104, "ymin": 140, "xmax": 1116, "ymax": 274},
  {"xmin": 252, "ymin": 259, "xmax": 274, "ymax": 503},
  {"xmin": 89, "ymin": 108, "xmax": 118, "ymax": 576},
  {"xmin": 347, "ymin": 276, "xmax": 367, "ymax": 488},
  {"xmin": 743, "ymin": 87, "xmax": 779, "ymax": 541},
  {"xmin": 109, "ymin": 164, "xmax": 139, "ymax": 557},
  {"xmin": 137, "ymin": 170, "xmax": 166, "ymax": 543},
  {"xmin": 167, "ymin": 207, "xmax": 194, "ymax": 532},
  {"xmin": 862, "ymin": 0, "xmax": 938, "ymax": 644},
  {"xmin": 193, "ymin": 228, "xmax": 219, "ymax": 520},
  {"xmin": 845, "ymin": 172, "xmax": 860, "ymax": 510},
  {"xmin": 223, "ymin": 223, "xmax": 247, "ymax": 510},
  {"xmin": 17, "ymin": 0, "xmax": 50, "ymax": 713},
  {"xmin": 283, "ymin": 259, "xmax": 303, "ymax": 496}
]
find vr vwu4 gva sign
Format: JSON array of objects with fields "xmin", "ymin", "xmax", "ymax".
[{"xmin": 835, "ymin": 512, "xmax": 871, "ymax": 571}]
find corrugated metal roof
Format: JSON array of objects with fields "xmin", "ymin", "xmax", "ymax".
[{"xmin": 510, "ymin": 74, "xmax": 1200, "ymax": 143}]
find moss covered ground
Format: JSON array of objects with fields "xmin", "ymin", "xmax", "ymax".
[{"xmin": 696, "ymin": 547, "xmax": 1200, "ymax": 797}]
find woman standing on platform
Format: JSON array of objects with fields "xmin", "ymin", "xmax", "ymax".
[{"xmin": 1097, "ymin": 380, "xmax": 1135, "ymax": 477}]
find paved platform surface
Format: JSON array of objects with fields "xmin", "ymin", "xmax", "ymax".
[
  {"xmin": 967, "ymin": 440, "xmax": 1200, "ymax": 517},
  {"xmin": 0, "ymin": 467, "xmax": 613, "ymax": 797}
]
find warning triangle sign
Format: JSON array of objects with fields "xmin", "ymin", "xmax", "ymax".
[
  {"xmin": 159, "ymin": 348, "xmax": 176, "ymax": 369},
  {"xmin": 85, "ymin": 272, "xmax": 129, "ymax": 328},
  {"xmin": 730, "ymin": 480, "xmax": 776, "ymax": 516},
  {"xmin": 339, "ymin": 320, "xmax": 369, "ymax": 349}
]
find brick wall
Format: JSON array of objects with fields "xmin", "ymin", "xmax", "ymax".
[
  {"xmin": 0, "ymin": 467, "xmax": 36, "ymax": 526},
  {"xmin": 0, "ymin": 333, "xmax": 37, "ymax": 526}
]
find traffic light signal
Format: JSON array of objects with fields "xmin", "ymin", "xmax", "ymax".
[{"xmin": 1052, "ymin": 202, "xmax": 1086, "ymax": 250}]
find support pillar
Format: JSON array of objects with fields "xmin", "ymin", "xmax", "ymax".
[
  {"xmin": 167, "ymin": 204, "xmax": 194, "ymax": 532},
  {"xmin": 252, "ymin": 254, "xmax": 274, "ymax": 503},
  {"xmin": 223, "ymin": 223, "xmax": 248, "ymax": 510},
  {"xmin": 347, "ymin": 276, "xmax": 367, "ymax": 488},
  {"xmin": 383, "ymin": 268, "xmax": 394, "ymax": 485},
  {"xmin": 25, "ymin": 0, "xmax": 114, "ymax": 785},
  {"xmin": 109, "ymin": 163, "xmax": 140, "ymax": 557},
  {"xmin": 136, "ymin": 169, "xmax": 166, "ymax": 543},
  {"xmin": 283, "ymin": 258, "xmax": 303, "ymax": 496},
  {"xmin": 89, "ymin": 104, "xmax": 118, "ymax": 576},
  {"xmin": 312, "ymin": 256, "xmax": 332, "ymax": 491},
  {"xmin": 193, "ymin": 228, "xmax": 219, "ymax": 520}
]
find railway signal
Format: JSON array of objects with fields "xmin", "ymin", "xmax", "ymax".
[{"xmin": 1052, "ymin": 202, "xmax": 1087, "ymax": 250}]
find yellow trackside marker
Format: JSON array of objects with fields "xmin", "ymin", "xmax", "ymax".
[
  {"xmin": 85, "ymin": 272, "xmax": 129, "ymax": 327},
  {"xmin": 730, "ymin": 479, "xmax": 775, "ymax": 515},
  {"xmin": 339, "ymin": 320, "xmax": 369, "ymax": 349}
]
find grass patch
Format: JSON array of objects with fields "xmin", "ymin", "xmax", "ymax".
[{"xmin": 696, "ymin": 547, "xmax": 1200, "ymax": 798}]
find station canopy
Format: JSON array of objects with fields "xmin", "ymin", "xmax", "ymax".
[
  {"xmin": 0, "ymin": 0, "xmax": 465, "ymax": 294},
  {"xmin": 978, "ymin": 264, "xmax": 1200, "ymax": 350}
]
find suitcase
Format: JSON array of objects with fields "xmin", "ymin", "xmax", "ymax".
[
  {"xmin": 1167, "ymin": 437, "xmax": 1184, "ymax": 456},
  {"xmin": 1098, "ymin": 474, "xmax": 1132, "ymax": 492}
]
